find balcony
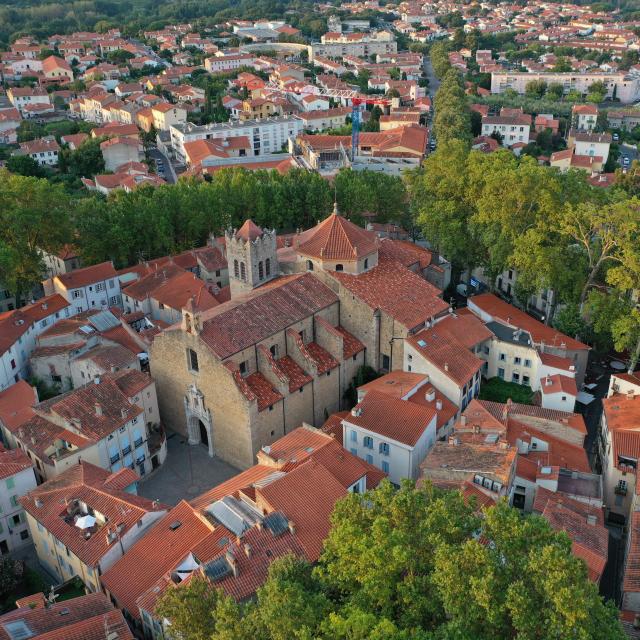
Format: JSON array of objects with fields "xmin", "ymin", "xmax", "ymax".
[
  {"xmin": 109, "ymin": 454, "xmax": 120, "ymax": 464},
  {"xmin": 134, "ymin": 438, "xmax": 144, "ymax": 449},
  {"xmin": 121, "ymin": 446, "xmax": 131, "ymax": 456}
]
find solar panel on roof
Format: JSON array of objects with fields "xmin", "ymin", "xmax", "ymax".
[
  {"xmin": 203, "ymin": 556, "xmax": 232, "ymax": 582},
  {"xmin": 417, "ymin": 339, "xmax": 427, "ymax": 347},
  {"xmin": 263, "ymin": 511, "xmax": 289, "ymax": 536}
]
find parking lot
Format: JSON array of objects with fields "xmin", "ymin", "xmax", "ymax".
[{"xmin": 137, "ymin": 431, "xmax": 240, "ymax": 505}]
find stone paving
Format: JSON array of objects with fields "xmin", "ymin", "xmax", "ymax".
[{"xmin": 137, "ymin": 430, "xmax": 240, "ymax": 505}]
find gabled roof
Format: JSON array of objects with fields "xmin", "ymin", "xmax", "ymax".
[
  {"xmin": 0, "ymin": 380, "xmax": 37, "ymax": 431},
  {"xmin": 20, "ymin": 462, "xmax": 166, "ymax": 567},
  {"xmin": 468, "ymin": 294, "xmax": 589, "ymax": 351},
  {"xmin": 540, "ymin": 374, "xmax": 578, "ymax": 396},
  {"xmin": 345, "ymin": 389, "xmax": 437, "ymax": 446},
  {"xmin": 295, "ymin": 210, "xmax": 378, "ymax": 261},
  {"xmin": 0, "ymin": 593, "xmax": 133, "ymax": 640},
  {"xmin": 55, "ymin": 261, "xmax": 117, "ymax": 289},
  {"xmin": 0, "ymin": 445, "xmax": 33, "ymax": 481}
]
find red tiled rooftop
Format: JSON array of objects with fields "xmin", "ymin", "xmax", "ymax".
[{"xmin": 55, "ymin": 261, "xmax": 117, "ymax": 289}]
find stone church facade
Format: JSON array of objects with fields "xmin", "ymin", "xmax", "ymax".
[{"xmin": 150, "ymin": 213, "xmax": 450, "ymax": 469}]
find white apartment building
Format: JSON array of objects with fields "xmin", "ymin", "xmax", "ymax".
[
  {"xmin": 343, "ymin": 390, "xmax": 437, "ymax": 485},
  {"xmin": 0, "ymin": 447, "xmax": 37, "ymax": 554},
  {"xmin": 568, "ymin": 129, "xmax": 611, "ymax": 164},
  {"xmin": 480, "ymin": 115, "xmax": 531, "ymax": 147},
  {"xmin": 491, "ymin": 71, "xmax": 640, "ymax": 104},
  {"xmin": 309, "ymin": 31, "xmax": 397, "ymax": 61},
  {"xmin": 7, "ymin": 87, "xmax": 51, "ymax": 114},
  {"xmin": 0, "ymin": 294, "xmax": 73, "ymax": 391},
  {"xmin": 204, "ymin": 53, "xmax": 256, "ymax": 73},
  {"xmin": 48, "ymin": 261, "xmax": 122, "ymax": 313},
  {"xmin": 169, "ymin": 116, "xmax": 305, "ymax": 163}
]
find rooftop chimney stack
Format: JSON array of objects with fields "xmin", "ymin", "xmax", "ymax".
[{"xmin": 95, "ymin": 403, "xmax": 103, "ymax": 417}]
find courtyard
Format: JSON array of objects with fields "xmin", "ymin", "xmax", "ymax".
[{"xmin": 137, "ymin": 431, "xmax": 240, "ymax": 505}]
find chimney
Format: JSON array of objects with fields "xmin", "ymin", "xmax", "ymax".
[
  {"xmin": 110, "ymin": 365, "xmax": 117, "ymax": 373},
  {"xmin": 94, "ymin": 376, "xmax": 101, "ymax": 385},
  {"xmin": 288, "ymin": 520, "xmax": 296, "ymax": 534},
  {"xmin": 444, "ymin": 362, "xmax": 449, "ymax": 372},
  {"xmin": 448, "ymin": 436, "xmax": 460, "ymax": 446},
  {"xmin": 586, "ymin": 514, "xmax": 597, "ymax": 526},
  {"xmin": 460, "ymin": 415, "xmax": 467, "ymax": 426},
  {"xmin": 226, "ymin": 550, "xmax": 238, "ymax": 577},
  {"xmin": 35, "ymin": 498, "xmax": 43, "ymax": 508},
  {"xmin": 244, "ymin": 543, "xmax": 251, "ymax": 558},
  {"xmin": 121, "ymin": 408, "xmax": 127, "ymax": 419},
  {"xmin": 436, "ymin": 399, "xmax": 442, "ymax": 410},
  {"xmin": 627, "ymin": 388, "xmax": 635, "ymax": 399},
  {"xmin": 545, "ymin": 376, "xmax": 552, "ymax": 386},
  {"xmin": 425, "ymin": 389, "xmax": 436, "ymax": 403},
  {"xmin": 95, "ymin": 403, "xmax": 103, "ymax": 417}
]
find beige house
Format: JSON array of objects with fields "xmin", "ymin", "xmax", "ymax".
[
  {"xmin": 101, "ymin": 136, "xmax": 143, "ymax": 172},
  {"xmin": 20, "ymin": 462, "xmax": 167, "ymax": 591},
  {"xmin": 151, "ymin": 102, "xmax": 187, "ymax": 131}
]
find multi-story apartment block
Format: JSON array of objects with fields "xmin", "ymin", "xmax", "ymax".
[
  {"xmin": 572, "ymin": 104, "xmax": 598, "ymax": 132},
  {"xmin": 0, "ymin": 370, "xmax": 166, "ymax": 481},
  {"xmin": 491, "ymin": 71, "xmax": 640, "ymax": 103},
  {"xmin": 0, "ymin": 445, "xmax": 37, "ymax": 554},
  {"xmin": 169, "ymin": 116, "xmax": 305, "ymax": 162},
  {"xmin": 309, "ymin": 31, "xmax": 397, "ymax": 61},
  {"xmin": 48, "ymin": 261, "xmax": 122, "ymax": 313},
  {"xmin": 0, "ymin": 294, "xmax": 73, "ymax": 391},
  {"xmin": 20, "ymin": 462, "xmax": 167, "ymax": 590},
  {"xmin": 480, "ymin": 114, "xmax": 531, "ymax": 147}
]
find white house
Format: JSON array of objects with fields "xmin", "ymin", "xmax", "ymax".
[
  {"xmin": 48, "ymin": 261, "xmax": 122, "ymax": 313},
  {"xmin": 481, "ymin": 114, "xmax": 531, "ymax": 147},
  {"xmin": 0, "ymin": 294, "xmax": 73, "ymax": 391},
  {"xmin": 343, "ymin": 389, "xmax": 437, "ymax": 485},
  {"xmin": 0, "ymin": 445, "xmax": 37, "ymax": 554},
  {"xmin": 568, "ymin": 129, "xmax": 611, "ymax": 165},
  {"xmin": 539, "ymin": 374, "xmax": 578, "ymax": 412}
]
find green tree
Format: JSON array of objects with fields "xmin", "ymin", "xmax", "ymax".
[
  {"xmin": 58, "ymin": 137, "xmax": 105, "ymax": 177},
  {"xmin": 0, "ymin": 170, "xmax": 71, "ymax": 301},
  {"xmin": 546, "ymin": 82, "xmax": 564, "ymax": 99},
  {"xmin": 525, "ymin": 79, "xmax": 547, "ymax": 98},
  {"xmin": 433, "ymin": 69, "xmax": 472, "ymax": 145},
  {"xmin": 155, "ymin": 575, "xmax": 242, "ymax": 640},
  {"xmin": 0, "ymin": 556, "xmax": 22, "ymax": 601},
  {"xmin": 6, "ymin": 155, "xmax": 45, "ymax": 178}
]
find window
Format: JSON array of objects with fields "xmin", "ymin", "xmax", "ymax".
[
  {"xmin": 95, "ymin": 282, "xmax": 105, "ymax": 292},
  {"xmin": 335, "ymin": 264, "xmax": 344, "ymax": 272},
  {"xmin": 6, "ymin": 477, "xmax": 14, "ymax": 490},
  {"xmin": 239, "ymin": 360, "xmax": 248, "ymax": 376},
  {"xmin": 12, "ymin": 514, "xmax": 20, "ymax": 526},
  {"xmin": 498, "ymin": 367, "xmax": 505, "ymax": 379},
  {"xmin": 366, "ymin": 454, "xmax": 373, "ymax": 464},
  {"xmin": 483, "ymin": 346, "xmax": 490, "ymax": 355},
  {"xmin": 72, "ymin": 290, "xmax": 82, "ymax": 299},
  {"xmin": 109, "ymin": 279, "xmax": 115, "ymax": 288},
  {"xmin": 364, "ymin": 258, "xmax": 369, "ymax": 269},
  {"xmin": 382, "ymin": 354, "xmax": 390, "ymax": 371},
  {"xmin": 258, "ymin": 261, "xmax": 264, "ymax": 280},
  {"xmin": 522, "ymin": 375, "xmax": 530, "ymax": 385},
  {"xmin": 20, "ymin": 530, "xmax": 29, "ymax": 541},
  {"xmin": 187, "ymin": 349, "xmax": 199, "ymax": 372},
  {"xmin": 270, "ymin": 344, "xmax": 278, "ymax": 358},
  {"xmin": 240, "ymin": 262, "xmax": 246, "ymax": 281},
  {"xmin": 10, "ymin": 496, "xmax": 19, "ymax": 508},
  {"xmin": 514, "ymin": 357, "xmax": 521, "ymax": 365},
  {"xmin": 382, "ymin": 460, "xmax": 389, "ymax": 473},
  {"xmin": 363, "ymin": 436, "xmax": 373, "ymax": 449},
  {"xmin": 10, "ymin": 359, "xmax": 16, "ymax": 370},
  {"xmin": 350, "ymin": 430, "xmax": 357, "ymax": 443},
  {"xmin": 233, "ymin": 259, "xmax": 239, "ymax": 278},
  {"xmin": 524, "ymin": 359, "xmax": 531, "ymax": 367},
  {"xmin": 350, "ymin": 448, "xmax": 357, "ymax": 456},
  {"xmin": 512, "ymin": 372, "xmax": 520, "ymax": 383},
  {"xmin": 499, "ymin": 353, "xmax": 506, "ymax": 361},
  {"xmin": 379, "ymin": 442, "xmax": 390, "ymax": 456}
]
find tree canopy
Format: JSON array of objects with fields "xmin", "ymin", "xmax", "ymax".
[{"xmin": 156, "ymin": 482, "xmax": 625, "ymax": 640}]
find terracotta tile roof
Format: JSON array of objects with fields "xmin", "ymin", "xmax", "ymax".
[
  {"xmin": 101, "ymin": 500, "xmax": 215, "ymax": 619},
  {"xmin": 100, "ymin": 324, "xmax": 145, "ymax": 355},
  {"xmin": 332, "ymin": 253, "xmax": 449, "ymax": 330},
  {"xmin": 150, "ymin": 270, "xmax": 219, "ymax": 312},
  {"xmin": 359, "ymin": 371, "xmax": 428, "ymax": 399},
  {"xmin": 236, "ymin": 219, "xmax": 264, "ymax": 241},
  {"xmin": 244, "ymin": 372, "xmax": 283, "ymax": 411},
  {"xmin": 540, "ymin": 374, "xmax": 578, "ymax": 396},
  {"xmin": 538, "ymin": 351, "xmax": 576, "ymax": 372},
  {"xmin": 0, "ymin": 380, "xmax": 37, "ymax": 432},
  {"xmin": 274, "ymin": 355, "xmax": 312, "ymax": 392},
  {"xmin": 461, "ymin": 479, "xmax": 498, "ymax": 510},
  {"xmin": 0, "ymin": 593, "xmax": 132, "ymax": 640},
  {"xmin": 300, "ymin": 341, "xmax": 339, "ymax": 374},
  {"xmin": 345, "ymin": 390, "xmax": 437, "ymax": 446},
  {"xmin": 407, "ymin": 325, "xmax": 484, "ymax": 386},
  {"xmin": 110, "ymin": 369, "xmax": 153, "ymax": 397},
  {"xmin": 0, "ymin": 445, "xmax": 33, "ymax": 481},
  {"xmin": 321, "ymin": 411, "xmax": 348, "ymax": 445},
  {"xmin": 602, "ymin": 393, "xmax": 640, "ymax": 469},
  {"xmin": 536, "ymin": 488, "xmax": 608, "ymax": 583},
  {"xmin": 74, "ymin": 344, "xmax": 137, "ymax": 371},
  {"xmin": 195, "ymin": 274, "xmax": 338, "ymax": 359},
  {"xmin": 315, "ymin": 318, "xmax": 364, "ymax": 360},
  {"xmin": 378, "ymin": 238, "xmax": 433, "ymax": 269},
  {"xmin": 407, "ymin": 384, "xmax": 458, "ymax": 433},
  {"xmin": 256, "ymin": 458, "xmax": 346, "ymax": 561},
  {"xmin": 469, "ymin": 294, "xmax": 589, "ymax": 351},
  {"xmin": 479, "ymin": 399, "xmax": 586, "ymax": 434},
  {"xmin": 55, "ymin": 261, "xmax": 117, "ymax": 289},
  {"xmin": 624, "ymin": 511, "xmax": 640, "ymax": 593},
  {"xmin": 20, "ymin": 462, "xmax": 166, "ymax": 568},
  {"xmin": 295, "ymin": 212, "xmax": 378, "ymax": 261}
]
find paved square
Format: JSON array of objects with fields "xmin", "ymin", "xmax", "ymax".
[{"xmin": 138, "ymin": 431, "xmax": 240, "ymax": 505}]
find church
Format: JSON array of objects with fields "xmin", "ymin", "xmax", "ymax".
[{"xmin": 149, "ymin": 207, "xmax": 451, "ymax": 468}]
